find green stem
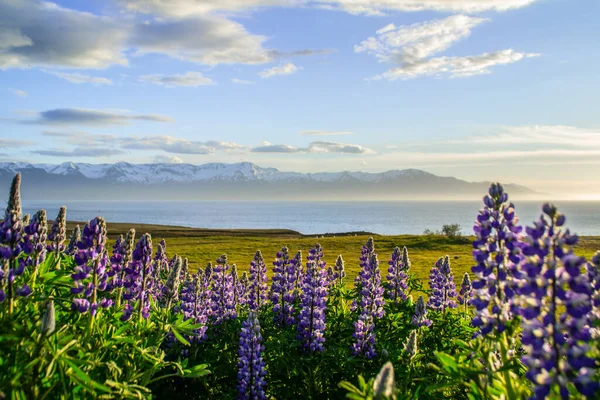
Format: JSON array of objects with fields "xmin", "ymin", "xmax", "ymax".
[
  {"xmin": 499, "ymin": 332, "xmax": 517, "ymax": 400},
  {"xmin": 86, "ymin": 259, "xmax": 98, "ymax": 338}
]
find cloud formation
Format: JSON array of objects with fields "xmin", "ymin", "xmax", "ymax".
[
  {"xmin": 231, "ymin": 78, "xmax": 255, "ymax": 85},
  {"xmin": 41, "ymin": 130, "xmax": 116, "ymax": 145},
  {"xmin": 139, "ymin": 71, "xmax": 215, "ymax": 87},
  {"xmin": 24, "ymin": 108, "xmax": 173, "ymax": 126},
  {"xmin": 251, "ymin": 141, "xmax": 374, "ymax": 154},
  {"xmin": 0, "ymin": 138, "xmax": 32, "ymax": 148},
  {"xmin": 154, "ymin": 154, "xmax": 184, "ymax": 163},
  {"xmin": 356, "ymin": 15, "xmax": 539, "ymax": 80},
  {"xmin": 43, "ymin": 71, "xmax": 113, "ymax": 85},
  {"xmin": 299, "ymin": 130, "xmax": 353, "ymax": 136},
  {"xmin": 259, "ymin": 63, "xmax": 301, "ymax": 78},
  {"xmin": 121, "ymin": 135, "xmax": 248, "ymax": 155},
  {"xmin": 9, "ymin": 88, "xmax": 27, "ymax": 97},
  {"xmin": 33, "ymin": 147, "xmax": 124, "ymax": 157}
]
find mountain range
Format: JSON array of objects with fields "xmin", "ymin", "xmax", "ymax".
[{"xmin": 0, "ymin": 161, "xmax": 538, "ymax": 201}]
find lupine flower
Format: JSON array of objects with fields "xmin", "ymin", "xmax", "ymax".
[
  {"xmin": 471, "ymin": 183, "xmax": 524, "ymax": 336},
  {"xmin": 458, "ymin": 272, "xmax": 473, "ymax": 317},
  {"xmin": 211, "ymin": 254, "xmax": 236, "ymax": 324},
  {"xmin": 333, "ymin": 254, "xmax": 346, "ymax": 286},
  {"xmin": 352, "ymin": 250, "xmax": 385, "ymax": 359},
  {"xmin": 271, "ymin": 246, "xmax": 295, "ymax": 326},
  {"xmin": 326, "ymin": 266, "xmax": 335, "ymax": 287},
  {"xmin": 121, "ymin": 233, "xmax": 154, "ymax": 321},
  {"xmin": 427, "ymin": 256, "xmax": 457, "ymax": 312},
  {"xmin": 161, "ymin": 255, "xmax": 182, "ymax": 309},
  {"xmin": 22, "ymin": 209, "xmax": 48, "ymax": 284},
  {"xmin": 180, "ymin": 272, "xmax": 209, "ymax": 343},
  {"xmin": 373, "ymin": 362, "xmax": 395, "ymax": 400},
  {"xmin": 239, "ymin": 271, "xmax": 249, "ymax": 306},
  {"xmin": 231, "ymin": 263, "xmax": 244, "ymax": 306},
  {"xmin": 22, "ymin": 213, "xmax": 30, "ymax": 226},
  {"xmin": 290, "ymin": 250, "xmax": 303, "ymax": 294},
  {"xmin": 411, "ymin": 296, "xmax": 432, "ymax": 328},
  {"xmin": 47, "ymin": 206, "xmax": 67, "ymax": 254},
  {"xmin": 588, "ymin": 252, "xmax": 600, "ymax": 331},
  {"xmin": 386, "ymin": 246, "xmax": 410, "ymax": 303},
  {"xmin": 40, "ymin": 299, "xmax": 56, "ymax": 337},
  {"xmin": 403, "ymin": 330, "xmax": 418, "ymax": 359},
  {"xmin": 110, "ymin": 229, "xmax": 135, "ymax": 307},
  {"xmin": 519, "ymin": 204, "xmax": 598, "ymax": 399},
  {"xmin": 352, "ymin": 237, "xmax": 377, "ymax": 313},
  {"xmin": 248, "ymin": 250, "xmax": 268, "ymax": 311},
  {"xmin": 0, "ymin": 174, "xmax": 28, "ymax": 310},
  {"xmin": 181, "ymin": 257, "xmax": 190, "ymax": 282},
  {"xmin": 237, "ymin": 312, "xmax": 267, "ymax": 400},
  {"xmin": 65, "ymin": 225, "xmax": 81, "ymax": 256},
  {"xmin": 297, "ymin": 244, "xmax": 328, "ymax": 352},
  {"xmin": 153, "ymin": 239, "xmax": 168, "ymax": 282},
  {"xmin": 71, "ymin": 217, "xmax": 112, "ymax": 317}
]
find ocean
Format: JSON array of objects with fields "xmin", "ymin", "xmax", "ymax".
[{"xmin": 16, "ymin": 200, "xmax": 600, "ymax": 236}]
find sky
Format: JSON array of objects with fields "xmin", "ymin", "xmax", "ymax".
[{"xmin": 0, "ymin": 0, "xmax": 599, "ymax": 198}]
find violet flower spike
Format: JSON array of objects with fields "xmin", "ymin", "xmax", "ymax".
[
  {"xmin": 271, "ymin": 246, "xmax": 295, "ymax": 326},
  {"xmin": 47, "ymin": 206, "xmax": 67, "ymax": 254},
  {"xmin": 333, "ymin": 254, "xmax": 346, "ymax": 286},
  {"xmin": 386, "ymin": 246, "xmax": 410, "ymax": 304},
  {"xmin": 65, "ymin": 225, "xmax": 81, "ymax": 256},
  {"xmin": 179, "ymin": 272, "xmax": 210, "ymax": 344},
  {"xmin": 210, "ymin": 254, "xmax": 236, "ymax": 324},
  {"xmin": 22, "ymin": 209, "xmax": 48, "ymax": 286},
  {"xmin": 411, "ymin": 296, "xmax": 432, "ymax": 328},
  {"xmin": 427, "ymin": 256, "xmax": 457, "ymax": 313},
  {"xmin": 121, "ymin": 233, "xmax": 153, "ymax": 321},
  {"xmin": 237, "ymin": 312, "xmax": 267, "ymax": 400},
  {"xmin": 248, "ymin": 250, "xmax": 268, "ymax": 311}
]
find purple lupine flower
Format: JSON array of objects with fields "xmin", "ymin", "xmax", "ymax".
[
  {"xmin": 180, "ymin": 271, "xmax": 210, "ymax": 343},
  {"xmin": 386, "ymin": 246, "xmax": 410, "ymax": 303},
  {"xmin": 0, "ymin": 174, "xmax": 28, "ymax": 311},
  {"xmin": 111, "ymin": 229, "xmax": 135, "ymax": 307},
  {"xmin": 271, "ymin": 246, "xmax": 295, "ymax": 326},
  {"xmin": 333, "ymin": 254, "xmax": 346, "ymax": 286},
  {"xmin": 352, "ymin": 251, "xmax": 385, "ymax": 359},
  {"xmin": 153, "ymin": 239, "xmax": 168, "ymax": 282},
  {"xmin": 248, "ymin": 251, "xmax": 268, "ymax": 311},
  {"xmin": 65, "ymin": 225, "xmax": 81, "ymax": 256},
  {"xmin": 471, "ymin": 183, "xmax": 524, "ymax": 336},
  {"xmin": 47, "ymin": 206, "xmax": 67, "ymax": 254},
  {"xmin": 70, "ymin": 217, "xmax": 112, "ymax": 317},
  {"xmin": 351, "ymin": 237, "xmax": 377, "ymax": 313},
  {"xmin": 121, "ymin": 233, "xmax": 154, "ymax": 321},
  {"xmin": 181, "ymin": 257, "xmax": 190, "ymax": 282},
  {"xmin": 231, "ymin": 263, "xmax": 245, "ymax": 306},
  {"xmin": 411, "ymin": 296, "xmax": 432, "ymax": 328},
  {"xmin": 297, "ymin": 243, "xmax": 328, "ymax": 352},
  {"xmin": 239, "ymin": 271, "xmax": 250, "ymax": 305},
  {"xmin": 237, "ymin": 312, "xmax": 267, "ymax": 400},
  {"xmin": 290, "ymin": 250, "xmax": 303, "ymax": 294},
  {"xmin": 160, "ymin": 255, "xmax": 182, "ymax": 309},
  {"xmin": 588, "ymin": 252, "xmax": 600, "ymax": 333},
  {"xmin": 427, "ymin": 256, "xmax": 457, "ymax": 312},
  {"xmin": 211, "ymin": 254, "xmax": 237, "ymax": 324},
  {"xmin": 458, "ymin": 273, "xmax": 473, "ymax": 307},
  {"xmin": 22, "ymin": 209, "xmax": 48, "ymax": 284},
  {"xmin": 519, "ymin": 204, "xmax": 599, "ymax": 399}
]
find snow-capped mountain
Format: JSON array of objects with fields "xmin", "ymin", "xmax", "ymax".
[{"xmin": 0, "ymin": 161, "xmax": 537, "ymax": 200}]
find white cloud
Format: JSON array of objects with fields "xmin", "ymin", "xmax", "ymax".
[
  {"xmin": 41, "ymin": 130, "xmax": 116, "ymax": 145},
  {"xmin": 459, "ymin": 125, "xmax": 600, "ymax": 148},
  {"xmin": 231, "ymin": 78, "xmax": 255, "ymax": 85},
  {"xmin": 121, "ymin": 135, "xmax": 247, "ymax": 155},
  {"xmin": 299, "ymin": 130, "xmax": 353, "ymax": 136},
  {"xmin": 139, "ymin": 71, "xmax": 215, "ymax": 87},
  {"xmin": 252, "ymin": 144, "xmax": 300, "ymax": 153},
  {"xmin": 43, "ymin": 71, "xmax": 113, "ymax": 85},
  {"xmin": 251, "ymin": 141, "xmax": 374, "ymax": 154},
  {"xmin": 32, "ymin": 147, "xmax": 124, "ymax": 157},
  {"xmin": 9, "ymin": 88, "xmax": 27, "ymax": 97},
  {"xmin": 154, "ymin": 154, "xmax": 184, "ymax": 163},
  {"xmin": 259, "ymin": 63, "xmax": 301, "ymax": 78},
  {"xmin": 24, "ymin": 108, "xmax": 173, "ymax": 126}
]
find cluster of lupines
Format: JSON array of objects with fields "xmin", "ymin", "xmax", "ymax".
[
  {"xmin": 0, "ymin": 174, "xmax": 29, "ymax": 310},
  {"xmin": 271, "ymin": 246, "xmax": 296, "ymax": 326},
  {"xmin": 385, "ymin": 246, "xmax": 410, "ymax": 303},
  {"xmin": 427, "ymin": 256, "xmax": 457, "ymax": 313},
  {"xmin": 471, "ymin": 183, "xmax": 524, "ymax": 336},
  {"xmin": 22, "ymin": 209, "xmax": 48, "ymax": 286},
  {"xmin": 65, "ymin": 225, "xmax": 80, "ymax": 256},
  {"xmin": 210, "ymin": 254, "xmax": 237, "ymax": 324},
  {"xmin": 458, "ymin": 273, "xmax": 473, "ymax": 315},
  {"xmin": 297, "ymin": 244, "xmax": 328, "ymax": 352},
  {"xmin": 121, "ymin": 233, "xmax": 154, "ymax": 321},
  {"xmin": 411, "ymin": 295, "xmax": 432, "ymax": 328},
  {"xmin": 47, "ymin": 206, "xmax": 67, "ymax": 255},
  {"xmin": 519, "ymin": 204, "xmax": 598, "ymax": 398},
  {"xmin": 179, "ymin": 270, "xmax": 210, "ymax": 344},
  {"xmin": 237, "ymin": 312, "xmax": 267, "ymax": 400},
  {"xmin": 248, "ymin": 251, "xmax": 268, "ymax": 311},
  {"xmin": 71, "ymin": 217, "xmax": 112, "ymax": 318},
  {"xmin": 160, "ymin": 255, "xmax": 183, "ymax": 309},
  {"xmin": 352, "ymin": 245, "xmax": 385, "ymax": 359}
]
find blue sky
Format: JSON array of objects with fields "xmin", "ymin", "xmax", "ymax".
[{"xmin": 1, "ymin": 0, "xmax": 599, "ymax": 197}]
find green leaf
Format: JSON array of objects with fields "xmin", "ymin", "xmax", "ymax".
[
  {"xmin": 63, "ymin": 359, "xmax": 111, "ymax": 393},
  {"xmin": 171, "ymin": 328, "xmax": 191, "ymax": 346}
]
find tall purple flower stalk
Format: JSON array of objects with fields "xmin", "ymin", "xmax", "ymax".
[
  {"xmin": 47, "ymin": 206, "xmax": 67, "ymax": 255},
  {"xmin": 22, "ymin": 209, "xmax": 48, "ymax": 287},
  {"xmin": 588, "ymin": 252, "xmax": 600, "ymax": 332},
  {"xmin": 411, "ymin": 296, "xmax": 432, "ymax": 328},
  {"xmin": 352, "ymin": 237, "xmax": 377, "ymax": 313},
  {"xmin": 427, "ymin": 256, "xmax": 457, "ymax": 313},
  {"xmin": 297, "ymin": 244, "xmax": 328, "ymax": 352},
  {"xmin": 271, "ymin": 246, "xmax": 295, "ymax": 326},
  {"xmin": 71, "ymin": 217, "xmax": 112, "ymax": 330},
  {"xmin": 248, "ymin": 251, "xmax": 268, "ymax": 311},
  {"xmin": 0, "ymin": 174, "xmax": 28, "ymax": 313},
  {"xmin": 65, "ymin": 225, "xmax": 81, "ymax": 256},
  {"xmin": 211, "ymin": 254, "xmax": 236, "ymax": 324},
  {"xmin": 121, "ymin": 233, "xmax": 154, "ymax": 321},
  {"xmin": 160, "ymin": 255, "xmax": 182, "ymax": 310},
  {"xmin": 519, "ymin": 204, "xmax": 598, "ymax": 399},
  {"xmin": 237, "ymin": 312, "xmax": 267, "ymax": 400},
  {"xmin": 180, "ymin": 271, "xmax": 210, "ymax": 343},
  {"xmin": 239, "ymin": 271, "xmax": 249, "ymax": 306},
  {"xmin": 111, "ymin": 229, "xmax": 135, "ymax": 307},
  {"xmin": 386, "ymin": 246, "xmax": 410, "ymax": 303},
  {"xmin": 471, "ymin": 183, "xmax": 524, "ymax": 336},
  {"xmin": 231, "ymin": 263, "xmax": 245, "ymax": 306},
  {"xmin": 352, "ymin": 252, "xmax": 385, "ymax": 359},
  {"xmin": 458, "ymin": 272, "xmax": 473, "ymax": 316},
  {"xmin": 153, "ymin": 239, "xmax": 168, "ymax": 282},
  {"xmin": 290, "ymin": 250, "xmax": 303, "ymax": 294}
]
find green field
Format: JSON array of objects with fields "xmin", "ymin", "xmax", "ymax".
[{"xmin": 70, "ymin": 221, "xmax": 600, "ymax": 288}]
